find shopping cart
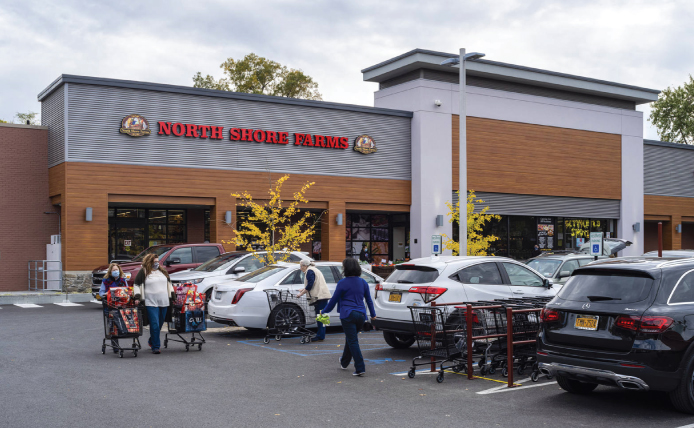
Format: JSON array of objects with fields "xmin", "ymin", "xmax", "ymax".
[
  {"xmin": 101, "ymin": 287, "xmax": 142, "ymax": 358},
  {"xmin": 263, "ymin": 289, "xmax": 315, "ymax": 344},
  {"xmin": 408, "ymin": 306, "xmax": 480, "ymax": 383},
  {"xmin": 165, "ymin": 283, "xmax": 207, "ymax": 351}
]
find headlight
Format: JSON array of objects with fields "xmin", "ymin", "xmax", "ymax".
[{"xmin": 189, "ymin": 278, "xmax": 204, "ymax": 284}]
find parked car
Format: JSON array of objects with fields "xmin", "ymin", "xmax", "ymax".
[
  {"xmin": 170, "ymin": 251, "xmax": 312, "ymax": 300},
  {"xmin": 90, "ymin": 243, "xmax": 225, "ymax": 300},
  {"xmin": 207, "ymin": 262, "xmax": 383, "ymax": 329},
  {"xmin": 526, "ymin": 253, "xmax": 597, "ymax": 285},
  {"xmin": 643, "ymin": 250, "xmax": 694, "ymax": 259},
  {"xmin": 537, "ymin": 258, "xmax": 694, "ymax": 414},
  {"xmin": 371, "ymin": 256, "xmax": 555, "ymax": 349}
]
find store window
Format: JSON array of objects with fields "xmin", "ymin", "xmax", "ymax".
[
  {"xmin": 108, "ymin": 208, "xmax": 188, "ymax": 260},
  {"xmin": 509, "ymin": 216, "xmax": 537, "ymax": 260},
  {"xmin": 347, "ymin": 214, "xmax": 391, "ymax": 264}
]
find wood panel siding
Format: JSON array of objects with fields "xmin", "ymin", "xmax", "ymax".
[
  {"xmin": 644, "ymin": 195, "xmax": 694, "ymax": 250},
  {"xmin": 452, "ymin": 116, "xmax": 622, "ymax": 200},
  {"xmin": 51, "ymin": 162, "xmax": 411, "ymax": 270}
]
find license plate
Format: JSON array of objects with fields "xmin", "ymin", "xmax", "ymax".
[
  {"xmin": 388, "ymin": 292, "xmax": 402, "ymax": 303},
  {"xmin": 215, "ymin": 291, "xmax": 222, "ymax": 300},
  {"xmin": 575, "ymin": 315, "xmax": 599, "ymax": 330}
]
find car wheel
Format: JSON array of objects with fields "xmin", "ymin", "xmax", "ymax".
[
  {"xmin": 555, "ymin": 374, "xmax": 598, "ymax": 394},
  {"xmin": 669, "ymin": 354, "xmax": 694, "ymax": 414},
  {"xmin": 268, "ymin": 303, "xmax": 305, "ymax": 330},
  {"xmin": 382, "ymin": 331, "xmax": 415, "ymax": 349}
]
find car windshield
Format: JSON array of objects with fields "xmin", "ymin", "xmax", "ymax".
[
  {"xmin": 387, "ymin": 266, "xmax": 439, "ymax": 284},
  {"xmin": 193, "ymin": 253, "xmax": 244, "ymax": 272},
  {"xmin": 237, "ymin": 266, "xmax": 287, "ymax": 283},
  {"xmin": 557, "ymin": 271, "xmax": 654, "ymax": 303},
  {"xmin": 526, "ymin": 259, "xmax": 562, "ymax": 277},
  {"xmin": 132, "ymin": 246, "xmax": 173, "ymax": 262}
]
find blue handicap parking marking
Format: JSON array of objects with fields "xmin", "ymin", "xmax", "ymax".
[
  {"xmin": 237, "ymin": 331, "xmax": 397, "ymax": 358},
  {"xmin": 363, "ymin": 358, "xmax": 406, "ymax": 365}
]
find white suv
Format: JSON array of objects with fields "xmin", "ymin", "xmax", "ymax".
[{"xmin": 373, "ymin": 256, "xmax": 557, "ymax": 349}]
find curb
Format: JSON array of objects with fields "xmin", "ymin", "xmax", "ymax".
[{"xmin": 0, "ymin": 293, "xmax": 93, "ymax": 305}]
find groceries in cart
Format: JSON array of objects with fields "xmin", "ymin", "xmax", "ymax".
[
  {"xmin": 102, "ymin": 286, "xmax": 143, "ymax": 358},
  {"xmin": 107, "ymin": 286, "xmax": 134, "ymax": 308},
  {"xmin": 165, "ymin": 282, "xmax": 207, "ymax": 351}
]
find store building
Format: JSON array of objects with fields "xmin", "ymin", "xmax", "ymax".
[{"xmin": 0, "ymin": 48, "xmax": 676, "ymax": 292}]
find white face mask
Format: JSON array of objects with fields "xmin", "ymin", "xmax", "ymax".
[{"xmin": 153, "ymin": 262, "xmax": 160, "ymax": 270}]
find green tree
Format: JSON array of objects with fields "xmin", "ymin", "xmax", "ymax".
[
  {"xmin": 193, "ymin": 53, "xmax": 322, "ymax": 100},
  {"xmin": 649, "ymin": 75, "xmax": 694, "ymax": 145},
  {"xmin": 0, "ymin": 119, "xmax": 8, "ymax": 123},
  {"xmin": 15, "ymin": 112, "xmax": 39, "ymax": 125}
]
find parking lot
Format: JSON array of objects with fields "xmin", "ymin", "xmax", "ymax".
[{"xmin": 2, "ymin": 303, "xmax": 694, "ymax": 428}]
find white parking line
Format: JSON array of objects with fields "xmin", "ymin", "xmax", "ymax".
[
  {"xmin": 476, "ymin": 377, "xmax": 557, "ymax": 394},
  {"xmin": 675, "ymin": 424, "xmax": 694, "ymax": 428},
  {"xmin": 90, "ymin": 300, "xmax": 101, "ymax": 304},
  {"xmin": 54, "ymin": 302, "xmax": 83, "ymax": 307},
  {"xmin": 14, "ymin": 304, "xmax": 43, "ymax": 308}
]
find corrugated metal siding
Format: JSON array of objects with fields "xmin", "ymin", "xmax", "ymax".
[
  {"xmin": 380, "ymin": 69, "xmax": 635, "ymax": 110},
  {"xmin": 452, "ymin": 191, "xmax": 621, "ymax": 219},
  {"xmin": 41, "ymin": 85, "xmax": 65, "ymax": 167},
  {"xmin": 644, "ymin": 144, "xmax": 694, "ymax": 197},
  {"xmin": 66, "ymin": 84, "xmax": 411, "ymax": 180}
]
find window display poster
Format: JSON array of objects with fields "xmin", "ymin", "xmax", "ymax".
[
  {"xmin": 576, "ymin": 238, "xmax": 586, "ymax": 247},
  {"xmin": 537, "ymin": 217, "xmax": 555, "ymax": 250}
]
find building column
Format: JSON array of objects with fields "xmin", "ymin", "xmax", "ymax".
[
  {"xmin": 410, "ymin": 111, "xmax": 453, "ymax": 258},
  {"xmin": 321, "ymin": 201, "xmax": 345, "ymax": 262},
  {"xmin": 211, "ymin": 195, "xmax": 236, "ymax": 251},
  {"xmin": 619, "ymin": 134, "xmax": 644, "ymax": 256}
]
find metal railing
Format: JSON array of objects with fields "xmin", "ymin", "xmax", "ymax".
[{"xmin": 28, "ymin": 260, "xmax": 63, "ymax": 291}]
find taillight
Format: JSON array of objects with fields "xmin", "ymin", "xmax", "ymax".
[
  {"xmin": 231, "ymin": 288, "xmax": 253, "ymax": 304},
  {"xmin": 614, "ymin": 315, "xmax": 640, "ymax": 331},
  {"xmin": 375, "ymin": 283, "xmax": 382, "ymax": 299},
  {"xmin": 638, "ymin": 316, "xmax": 674, "ymax": 333},
  {"xmin": 614, "ymin": 315, "xmax": 674, "ymax": 334},
  {"xmin": 408, "ymin": 286, "xmax": 447, "ymax": 303},
  {"xmin": 540, "ymin": 308, "xmax": 560, "ymax": 323}
]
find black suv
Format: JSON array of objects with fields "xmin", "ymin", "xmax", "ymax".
[{"xmin": 537, "ymin": 258, "xmax": 694, "ymax": 414}]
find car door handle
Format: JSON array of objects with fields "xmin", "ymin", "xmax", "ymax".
[{"xmin": 513, "ymin": 291, "xmax": 524, "ymax": 294}]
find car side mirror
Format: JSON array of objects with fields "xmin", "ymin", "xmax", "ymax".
[
  {"xmin": 544, "ymin": 278, "xmax": 553, "ymax": 289},
  {"xmin": 166, "ymin": 258, "xmax": 181, "ymax": 266},
  {"xmin": 558, "ymin": 270, "xmax": 570, "ymax": 279},
  {"xmin": 233, "ymin": 267, "xmax": 246, "ymax": 274}
]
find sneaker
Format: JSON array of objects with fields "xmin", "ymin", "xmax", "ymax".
[
  {"xmin": 353, "ymin": 371, "xmax": 365, "ymax": 377},
  {"xmin": 313, "ymin": 338, "xmax": 325, "ymax": 342},
  {"xmin": 339, "ymin": 358, "xmax": 348, "ymax": 370},
  {"xmin": 152, "ymin": 349, "xmax": 161, "ymax": 354}
]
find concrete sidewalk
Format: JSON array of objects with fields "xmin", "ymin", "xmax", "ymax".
[{"xmin": 0, "ymin": 291, "xmax": 93, "ymax": 305}]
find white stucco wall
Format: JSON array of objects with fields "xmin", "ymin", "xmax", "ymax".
[{"xmin": 375, "ymin": 77, "xmax": 645, "ymax": 257}]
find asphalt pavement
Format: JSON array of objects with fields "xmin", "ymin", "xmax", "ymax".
[{"xmin": 1, "ymin": 303, "xmax": 694, "ymax": 428}]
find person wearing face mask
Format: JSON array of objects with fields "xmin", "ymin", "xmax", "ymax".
[
  {"xmin": 133, "ymin": 254, "xmax": 174, "ymax": 354},
  {"xmin": 99, "ymin": 263, "xmax": 129, "ymax": 352}
]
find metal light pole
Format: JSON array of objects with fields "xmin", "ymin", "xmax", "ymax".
[{"xmin": 441, "ymin": 49, "xmax": 485, "ymax": 256}]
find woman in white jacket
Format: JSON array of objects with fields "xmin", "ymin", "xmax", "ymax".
[
  {"xmin": 296, "ymin": 260, "xmax": 332, "ymax": 341},
  {"xmin": 133, "ymin": 254, "xmax": 174, "ymax": 354}
]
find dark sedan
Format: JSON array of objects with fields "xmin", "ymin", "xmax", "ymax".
[{"xmin": 537, "ymin": 257, "xmax": 694, "ymax": 414}]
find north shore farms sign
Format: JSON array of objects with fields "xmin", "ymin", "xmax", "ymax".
[{"xmin": 156, "ymin": 121, "xmax": 350, "ymax": 150}]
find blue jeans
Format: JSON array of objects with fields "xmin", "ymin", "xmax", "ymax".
[
  {"xmin": 146, "ymin": 306, "xmax": 168, "ymax": 350},
  {"xmin": 340, "ymin": 310, "xmax": 366, "ymax": 373},
  {"xmin": 313, "ymin": 300, "xmax": 328, "ymax": 340}
]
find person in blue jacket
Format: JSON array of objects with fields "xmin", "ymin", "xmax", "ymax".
[
  {"xmin": 100, "ymin": 263, "xmax": 129, "ymax": 352},
  {"xmin": 322, "ymin": 257, "xmax": 376, "ymax": 376}
]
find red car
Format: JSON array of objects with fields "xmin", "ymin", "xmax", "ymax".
[{"xmin": 91, "ymin": 243, "xmax": 225, "ymax": 300}]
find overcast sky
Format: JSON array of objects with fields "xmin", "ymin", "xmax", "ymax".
[{"xmin": 1, "ymin": 0, "xmax": 692, "ymax": 139}]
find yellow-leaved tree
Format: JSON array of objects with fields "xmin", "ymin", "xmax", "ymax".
[
  {"xmin": 443, "ymin": 190, "xmax": 501, "ymax": 256},
  {"xmin": 225, "ymin": 175, "xmax": 318, "ymax": 265}
]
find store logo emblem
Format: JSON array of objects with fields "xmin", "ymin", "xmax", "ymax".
[
  {"xmin": 120, "ymin": 114, "xmax": 151, "ymax": 137},
  {"xmin": 353, "ymin": 135, "xmax": 376, "ymax": 154}
]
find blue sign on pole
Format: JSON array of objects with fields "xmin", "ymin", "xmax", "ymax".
[
  {"xmin": 433, "ymin": 244, "xmax": 440, "ymax": 253},
  {"xmin": 592, "ymin": 244, "xmax": 600, "ymax": 254}
]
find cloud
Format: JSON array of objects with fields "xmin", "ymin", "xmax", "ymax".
[{"xmin": 1, "ymin": 0, "xmax": 691, "ymax": 141}]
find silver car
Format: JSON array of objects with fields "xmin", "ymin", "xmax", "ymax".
[{"xmin": 526, "ymin": 253, "xmax": 596, "ymax": 285}]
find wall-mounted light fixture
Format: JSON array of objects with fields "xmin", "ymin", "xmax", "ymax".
[
  {"xmin": 225, "ymin": 211, "xmax": 232, "ymax": 224},
  {"xmin": 436, "ymin": 215, "xmax": 444, "ymax": 227},
  {"xmin": 633, "ymin": 222, "xmax": 640, "ymax": 232},
  {"xmin": 336, "ymin": 213, "xmax": 343, "ymax": 226},
  {"xmin": 85, "ymin": 207, "xmax": 92, "ymax": 222},
  {"xmin": 676, "ymin": 224, "xmax": 682, "ymax": 233}
]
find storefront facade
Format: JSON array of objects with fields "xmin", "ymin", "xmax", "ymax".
[{"xmin": 1, "ymin": 48, "xmax": 673, "ymax": 292}]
